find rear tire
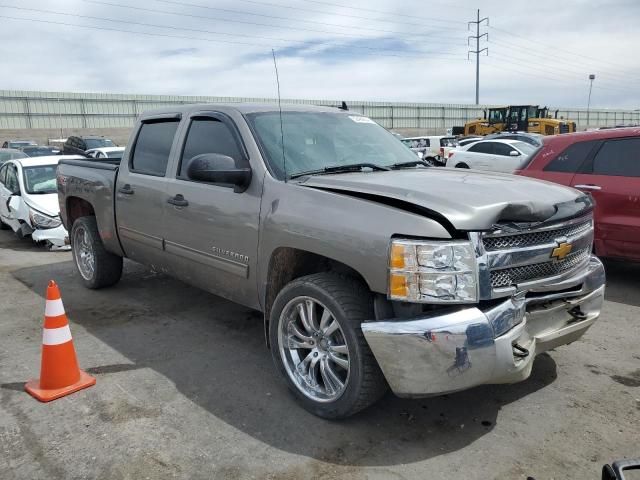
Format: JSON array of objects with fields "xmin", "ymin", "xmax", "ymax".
[
  {"xmin": 71, "ymin": 216, "xmax": 122, "ymax": 289},
  {"xmin": 269, "ymin": 272, "xmax": 388, "ymax": 419},
  {"xmin": 455, "ymin": 162, "xmax": 470, "ymax": 169}
]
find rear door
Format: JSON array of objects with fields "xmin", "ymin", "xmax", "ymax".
[
  {"xmin": 114, "ymin": 115, "xmax": 182, "ymax": 268},
  {"xmin": 162, "ymin": 111, "xmax": 262, "ymax": 307},
  {"xmin": 0, "ymin": 163, "xmax": 10, "ymax": 222},
  {"xmin": 572, "ymin": 136, "xmax": 640, "ymax": 259}
]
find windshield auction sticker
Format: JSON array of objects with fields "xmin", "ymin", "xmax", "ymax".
[{"xmin": 349, "ymin": 116, "xmax": 376, "ymax": 124}]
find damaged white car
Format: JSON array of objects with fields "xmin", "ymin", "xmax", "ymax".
[{"xmin": 0, "ymin": 155, "xmax": 80, "ymax": 250}]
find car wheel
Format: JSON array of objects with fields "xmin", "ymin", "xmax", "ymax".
[
  {"xmin": 455, "ymin": 163, "xmax": 470, "ymax": 169},
  {"xmin": 71, "ymin": 216, "xmax": 123, "ymax": 289},
  {"xmin": 269, "ymin": 272, "xmax": 388, "ymax": 419}
]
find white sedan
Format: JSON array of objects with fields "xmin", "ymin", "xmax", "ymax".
[
  {"xmin": 0, "ymin": 155, "xmax": 80, "ymax": 250},
  {"xmin": 86, "ymin": 146, "xmax": 125, "ymax": 161},
  {"xmin": 445, "ymin": 138, "xmax": 537, "ymax": 173}
]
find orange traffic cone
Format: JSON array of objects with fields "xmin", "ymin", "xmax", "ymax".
[{"xmin": 25, "ymin": 280, "xmax": 95, "ymax": 402}]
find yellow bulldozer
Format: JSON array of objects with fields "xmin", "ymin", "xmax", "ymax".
[{"xmin": 461, "ymin": 105, "xmax": 576, "ymax": 136}]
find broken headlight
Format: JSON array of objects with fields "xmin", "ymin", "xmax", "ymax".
[
  {"xmin": 388, "ymin": 239, "xmax": 478, "ymax": 303},
  {"xmin": 29, "ymin": 209, "xmax": 62, "ymax": 229}
]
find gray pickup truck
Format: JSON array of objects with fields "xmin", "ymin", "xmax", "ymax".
[{"xmin": 57, "ymin": 104, "xmax": 605, "ymax": 418}]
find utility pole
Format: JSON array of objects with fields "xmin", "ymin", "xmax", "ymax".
[
  {"xmin": 586, "ymin": 74, "xmax": 595, "ymax": 129},
  {"xmin": 468, "ymin": 9, "xmax": 489, "ymax": 105}
]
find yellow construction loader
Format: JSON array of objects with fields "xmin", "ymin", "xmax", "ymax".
[{"xmin": 461, "ymin": 105, "xmax": 576, "ymax": 136}]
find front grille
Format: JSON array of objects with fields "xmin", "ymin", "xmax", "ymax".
[
  {"xmin": 483, "ymin": 219, "xmax": 592, "ymax": 251},
  {"xmin": 490, "ymin": 247, "xmax": 591, "ymax": 288}
]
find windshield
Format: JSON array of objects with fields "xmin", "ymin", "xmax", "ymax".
[
  {"xmin": 0, "ymin": 151, "xmax": 28, "ymax": 162},
  {"xmin": 23, "ymin": 165, "xmax": 58, "ymax": 194},
  {"xmin": 22, "ymin": 147, "xmax": 60, "ymax": 157},
  {"xmin": 512, "ymin": 141, "xmax": 536, "ymax": 155},
  {"xmin": 84, "ymin": 138, "xmax": 115, "ymax": 149},
  {"xmin": 247, "ymin": 112, "xmax": 419, "ymax": 178},
  {"xmin": 9, "ymin": 141, "xmax": 36, "ymax": 148}
]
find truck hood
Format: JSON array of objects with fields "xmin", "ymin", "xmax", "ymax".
[{"xmin": 297, "ymin": 168, "xmax": 591, "ymax": 231}]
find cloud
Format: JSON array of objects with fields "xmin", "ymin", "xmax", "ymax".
[{"xmin": 0, "ymin": 0, "xmax": 638, "ymax": 108}]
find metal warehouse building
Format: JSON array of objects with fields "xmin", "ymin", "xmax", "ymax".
[{"xmin": 1, "ymin": 89, "xmax": 638, "ymax": 145}]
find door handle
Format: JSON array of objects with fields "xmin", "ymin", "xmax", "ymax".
[
  {"xmin": 118, "ymin": 184, "xmax": 134, "ymax": 195},
  {"xmin": 167, "ymin": 194, "xmax": 189, "ymax": 207},
  {"xmin": 573, "ymin": 184, "xmax": 602, "ymax": 191}
]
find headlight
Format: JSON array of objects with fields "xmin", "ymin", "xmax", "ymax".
[
  {"xmin": 389, "ymin": 239, "xmax": 478, "ymax": 303},
  {"xmin": 29, "ymin": 210, "xmax": 62, "ymax": 229}
]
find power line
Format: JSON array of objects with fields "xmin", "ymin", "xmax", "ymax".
[
  {"xmin": 156, "ymin": 0, "xmax": 463, "ymax": 30},
  {"xmin": 0, "ymin": 14, "xmax": 470, "ymax": 60},
  {"xmin": 85, "ymin": 0, "xmax": 467, "ymax": 43},
  {"xmin": 489, "ymin": 36, "xmax": 640, "ymax": 85},
  {"xmin": 295, "ymin": 0, "xmax": 466, "ymax": 25},
  {"xmin": 489, "ymin": 25, "xmax": 636, "ymax": 74},
  {"xmin": 0, "ymin": 4, "xmax": 467, "ymax": 56}
]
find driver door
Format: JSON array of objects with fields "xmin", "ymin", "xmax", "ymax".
[{"xmin": 0, "ymin": 163, "xmax": 21, "ymax": 230}]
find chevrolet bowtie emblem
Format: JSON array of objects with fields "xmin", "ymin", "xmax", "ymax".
[{"xmin": 551, "ymin": 242, "xmax": 573, "ymax": 260}]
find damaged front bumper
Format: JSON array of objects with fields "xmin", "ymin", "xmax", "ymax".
[
  {"xmin": 31, "ymin": 225, "xmax": 71, "ymax": 250},
  {"xmin": 361, "ymin": 255, "xmax": 605, "ymax": 398}
]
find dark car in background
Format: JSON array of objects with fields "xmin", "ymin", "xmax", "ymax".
[{"xmin": 517, "ymin": 127, "xmax": 640, "ymax": 261}]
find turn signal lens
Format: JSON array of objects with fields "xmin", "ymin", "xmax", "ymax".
[
  {"xmin": 389, "ymin": 273, "xmax": 409, "ymax": 298},
  {"xmin": 390, "ymin": 244, "xmax": 406, "ymax": 269}
]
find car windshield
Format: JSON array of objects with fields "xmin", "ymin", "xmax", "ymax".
[
  {"xmin": 9, "ymin": 141, "xmax": 36, "ymax": 148},
  {"xmin": 22, "ymin": 165, "xmax": 58, "ymax": 194},
  {"xmin": 246, "ymin": 111, "xmax": 419, "ymax": 178},
  {"xmin": 22, "ymin": 147, "xmax": 60, "ymax": 157},
  {"xmin": 84, "ymin": 138, "xmax": 115, "ymax": 149},
  {"xmin": 511, "ymin": 141, "xmax": 536, "ymax": 155},
  {"xmin": 0, "ymin": 151, "xmax": 28, "ymax": 162}
]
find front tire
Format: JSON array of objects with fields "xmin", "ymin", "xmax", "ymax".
[
  {"xmin": 269, "ymin": 273, "xmax": 387, "ymax": 419},
  {"xmin": 71, "ymin": 216, "xmax": 123, "ymax": 289}
]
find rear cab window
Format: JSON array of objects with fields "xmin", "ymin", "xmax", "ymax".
[{"xmin": 130, "ymin": 120, "xmax": 180, "ymax": 176}]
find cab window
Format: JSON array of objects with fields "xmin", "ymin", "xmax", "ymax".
[
  {"xmin": 179, "ymin": 117, "xmax": 244, "ymax": 178},
  {"xmin": 130, "ymin": 120, "xmax": 180, "ymax": 176}
]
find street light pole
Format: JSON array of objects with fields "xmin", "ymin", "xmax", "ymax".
[{"xmin": 586, "ymin": 74, "xmax": 595, "ymax": 129}]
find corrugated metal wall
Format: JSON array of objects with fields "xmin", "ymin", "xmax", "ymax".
[{"xmin": 1, "ymin": 89, "xmax": 638, "ymax": 131}]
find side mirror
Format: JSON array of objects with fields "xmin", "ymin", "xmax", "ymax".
[
  {"xmin": 509, "ymin": 150, "xmax": 521, "ymax": 156},
  {"xmin": 186, "ymin": 153, "xmax": 251, "ymax": 193}
]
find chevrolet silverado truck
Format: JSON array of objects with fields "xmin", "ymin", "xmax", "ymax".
[{"xmin": 57, "ymin": 104, "xmax": 606, "ymax": 419}]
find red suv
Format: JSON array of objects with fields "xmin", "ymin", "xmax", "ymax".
[{"xmin": 518, "ymin": 127, "xmax": 640, "ymax": 261}]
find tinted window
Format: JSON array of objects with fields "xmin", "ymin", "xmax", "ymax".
[
  {"xmin": 84, "ymin": 138, "xmax": 115, "ymax": 149},
  {"xmin": 494, "ymin": 143, "xmax": 515, "ymax": 156},
  {"xmin": 179, "ymin": 118, "xmax": 243, "ymax": 177},
  {"xmin": 0, "ymin": 164, "xmax": 7, "ymax": 185},
  {"xmin": 544, "ymin": 140, "xmax": 599, "ymax": 173},
  {"xmin": 469, "ymin": 142, "xmax": 494, "ymax": 154},
  {"xmin": 592, "ymin": 137, "xmax": 640, "ymax": 176},
  {"xmin": 130, "ymin": 121, "xmax": 179, "ymax": 176}
]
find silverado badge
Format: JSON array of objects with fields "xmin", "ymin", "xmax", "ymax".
[{"xmin": 551, "ymin": 241, "xmax": 573, "ymax": 260}]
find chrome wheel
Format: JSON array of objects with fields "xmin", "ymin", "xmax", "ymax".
[
  {"xmin": 278, "ymin": 296, "xmax": 350, "ymax": 402},
  {"xmin": 73, "ymin": 226, "xmax": 95, "ymax": 281}
]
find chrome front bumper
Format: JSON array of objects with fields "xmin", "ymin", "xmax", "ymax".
[{"xmin": 362, "ymin": 256, "xmax": 605, "ymax": 398}]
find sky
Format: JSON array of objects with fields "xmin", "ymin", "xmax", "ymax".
[{"xmin": 0, "ymin": 0, "xmax": 639, "ymax": 108}]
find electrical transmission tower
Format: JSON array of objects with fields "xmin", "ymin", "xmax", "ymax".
[{"xmin": 468, "ymin": 9, "xmax": 489, "ymax": 105}]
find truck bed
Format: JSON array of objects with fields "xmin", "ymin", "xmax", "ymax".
[{"xmin": 57, "ymin": 157, "xmax": 123, "ymax": 256}]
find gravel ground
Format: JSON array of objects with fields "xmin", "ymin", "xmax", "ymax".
[{"xmin": 0, "ymin": 228, "xmax": 638, "ymax": 480}]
